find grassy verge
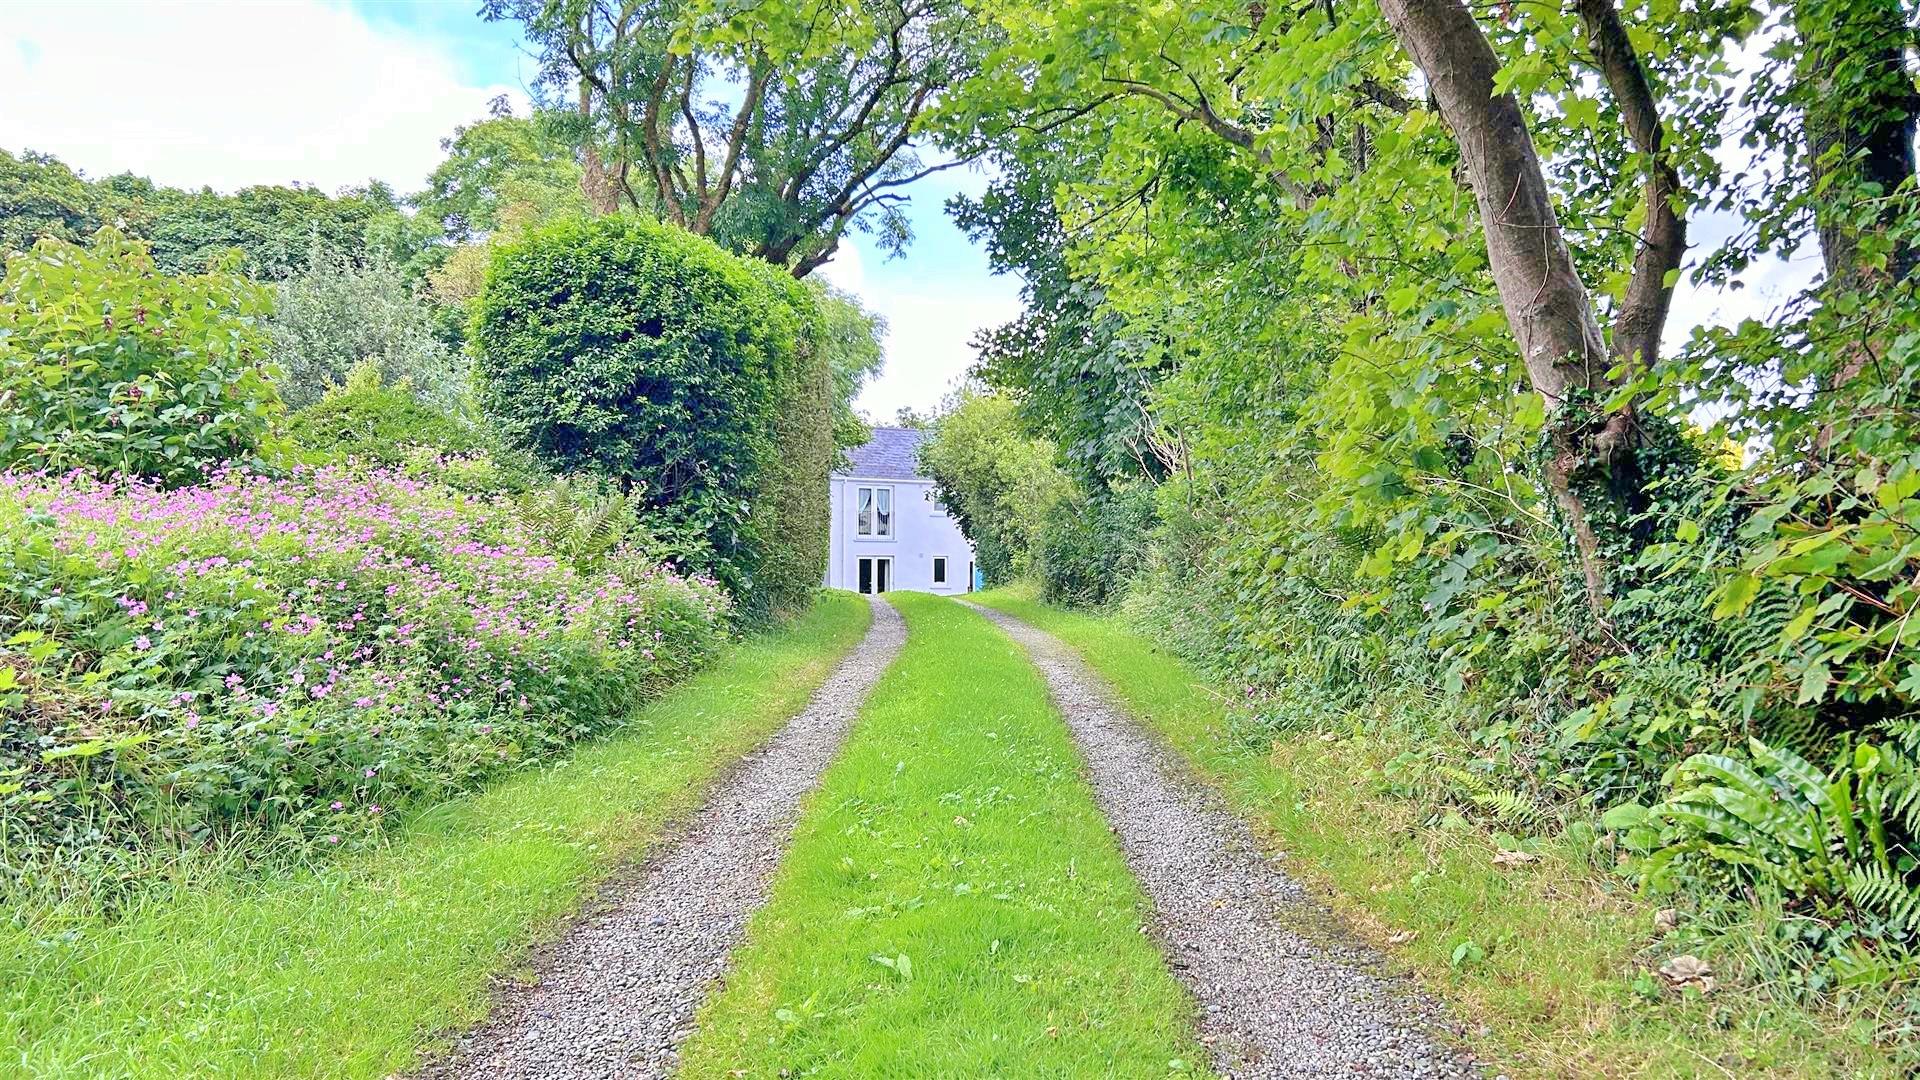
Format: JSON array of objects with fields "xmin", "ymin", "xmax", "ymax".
[
  {"xmin": 677, "ymin": 592, "xmax": 1207, "ymax": 1078},
  {"xmin": 972, "ymin": 584, "xmax": 1894, "ymax": 1078},
  {"xmin": 0, "ymin": 591, "xmax": 870, "ymax": 1079}
]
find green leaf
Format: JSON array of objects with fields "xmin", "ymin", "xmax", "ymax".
[{"xmin": 1712, "ymin": 573, "xmax": 1760, "ymax": 619}]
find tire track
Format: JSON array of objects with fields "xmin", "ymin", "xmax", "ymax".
[
  {"xmin": 970, "ymin": 602, "xmax": 1484, "ymax": 1079},
  {"xmin": 424, "ymin": 595, "xmax": 905, "ymax": 1080}
]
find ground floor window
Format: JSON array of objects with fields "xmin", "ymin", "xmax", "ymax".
[
  {"xmin": 857, "ymin": 556, "xmax": 891, "ymax": 594},
  {"xmin": 932, "ymin": 556, "xmax": 948, "ymax": 585}
]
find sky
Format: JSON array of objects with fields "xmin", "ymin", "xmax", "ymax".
[{"xmin": 0, "ymin": 0, "xmax": 1020, "ymax": 419}]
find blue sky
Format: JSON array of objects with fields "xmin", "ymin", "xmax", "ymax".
[{"xmin": 0, "ymin": 0, "xmax": 1018, "ymax": 416}]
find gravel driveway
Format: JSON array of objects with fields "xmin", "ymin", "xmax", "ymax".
[
  {"xmin": 970, "ymin": 603, "xmax": 1486, "ymax": 1079},
  {"xmin": 423, "ymin": 596, "xmax": 905, "ymax": 1080}
]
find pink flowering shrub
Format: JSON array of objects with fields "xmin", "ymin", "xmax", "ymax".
[{"xmin": 0, "ymin": 463, "xmax": 730, "ymax": 880}]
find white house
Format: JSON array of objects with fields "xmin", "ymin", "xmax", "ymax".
[{"xmin": 825, "ymin": 426, "xmax": 976, "ymax": 595}]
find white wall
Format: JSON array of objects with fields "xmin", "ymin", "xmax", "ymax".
[{"xmin": 825, "ymin": 476, "xmax": 976, "ymax": 594}]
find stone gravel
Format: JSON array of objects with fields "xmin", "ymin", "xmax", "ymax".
[
  {"xmin": 970, "ymin": 603, "xmax": 1487, "ymax": 1080},
  {"xmin": 422, "ymin": 596, "xmax": 905, "ymax": 1080}
]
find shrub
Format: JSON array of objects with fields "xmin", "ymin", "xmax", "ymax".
[
  {"xmin": 920, "ymin": 392, "xmax": 1073, "ymax": 584},
  {"xmin": 0, "ymin": 465, "xmax": 730, "ymax": 893},
  {"xmin": 279, "ymin": 363, "xmax": 492, "ymax": 467},
  {"xmin": 0, "ymin": 229, "xmax": 279, "ymax": 486},
  {"xmin": 471, "ymin": 215, "xmax": 830, "ymax": 618},
  {"xmin": 1036, "ymin": 485, "xmax": 1157, "ymax": 607},
  {"xmin": 266, "ymin": 249, "xmax": 469, "ymax": 410}
]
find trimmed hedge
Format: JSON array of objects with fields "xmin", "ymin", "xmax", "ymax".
[{"xmin": 471, "ymin": 216, "xmax": 831, "ymax": 618}]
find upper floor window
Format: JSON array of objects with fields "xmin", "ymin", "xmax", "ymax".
[{"xmin": 857, "ymin": 485, "xmax": 893, "ymax": 537}]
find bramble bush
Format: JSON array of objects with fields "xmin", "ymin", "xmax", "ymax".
[
  {"xmin": 0, "ymin": 228, "xmax": 280, "ymax": 486},
  {"xmin": 0, "ymin": 464, "xmax": 729, "ymax": 895},
  {"xmin": 472, "ymin": 215, "xmax": 832, "ymax": 619}
]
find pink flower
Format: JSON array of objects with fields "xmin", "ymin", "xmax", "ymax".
[
  {"xmin": 133, "ymin": 635, "xmax": 152, "ymax": 650},
  {"xmin": 331, "ymin": 800, "xmax": 344, "ymax": 810},
  {"xmin": 326, "ymin": 835, "xmax": 340, "ymax": 844}
]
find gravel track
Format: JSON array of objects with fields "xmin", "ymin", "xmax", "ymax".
[
  {"xmin": 970, "ymin": 603, "xmax": 1485, "ymax": 1079},
  {"xmin": 423, "ymin": 596, "xmax": 905, "ymax": 1080}
]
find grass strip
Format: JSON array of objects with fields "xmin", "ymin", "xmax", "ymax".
[
  {"xmin": 970, "ymin": 584, "xmax": 1892, "ymax": 1078},
  {"xmin": 677, "ymin": 592, "xmax": 1207, "ymax": 1078},
  {"xmin": 0, "ymin": 591, "xmax": 870, "ymax": 1079}
]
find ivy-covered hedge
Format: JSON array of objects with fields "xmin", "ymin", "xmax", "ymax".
[{"xmin": 471, "ymin": 216, "xmax": 830, "ymax": 619}]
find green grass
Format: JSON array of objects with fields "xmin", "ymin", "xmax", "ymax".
[
  {"xmin": 972, "ymin": 584, "xmax": 1897, "ymax": 1079},
  {"xmin": 1, "ymin": 591, "xmax": 870, "ymax": 1080},
  {"xmin": 677, "ymin": 592, "xmax": 1207, "ymax": 1078}
]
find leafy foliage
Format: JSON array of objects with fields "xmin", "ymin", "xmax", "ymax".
[
  {"xmin": 415, "ymin": 108, "xmax": 589, "ymax": 246},
  {"xmin": 0, "ymin": 150, "xmax": 431, "ymax": 279},
  {"xmin": 919, "ymin": 393, "xmax": 1073, "ymax": 585},
  {"xmin": 267, "ymin": 248, "xmax": 470, "ymax": 410},
  {"xmin": 1035, "ymin": 485, "xmax": 1155, "ymax": 607},
  {"xmin": 278, "ymin": 363, "xmax": 493, "ymax": 468},
  {"xmin": 472, "ymin": 214, "xmax": 832, "ymax": 617},
  {"xmin": 0, "ymin": 465, "xmax": 729, "ymax": 895},
  {"xmin": 0, "ymin": 229, "xmax": 279, "ymax": 485}
]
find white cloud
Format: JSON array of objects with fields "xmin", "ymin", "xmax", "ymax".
[{"xmin": 0, "ymin": 1, "xmax": 521, "ymax": 194}]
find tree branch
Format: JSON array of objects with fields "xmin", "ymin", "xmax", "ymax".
[{"xmin": 1576, "ymin": 0, "xmax": 1686, "ymax": 373}]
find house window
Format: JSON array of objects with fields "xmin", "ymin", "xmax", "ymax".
[
  {"xmin": 857, "ymin": 556, "xmax": 891, "ymax": 594},
  {"xmin": 856, "ymin": 485, "xmax": 893, "ymax": 537},
  {"xmin": 932, "ymin": 556, "xmax": 948, "ymax": 585}
]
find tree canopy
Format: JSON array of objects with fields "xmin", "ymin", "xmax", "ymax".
[{"xmin": 482, "ymin": 0, "xmax": 980, "ymax": 275}]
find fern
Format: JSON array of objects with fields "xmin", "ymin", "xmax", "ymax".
[{"xmin": 1846, "ymin": 864, "xmax": 1920, "ymax": 942}]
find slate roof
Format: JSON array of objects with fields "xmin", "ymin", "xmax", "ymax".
[{"xmin": 835, "ymin": 426, "xmax": 928, "ymax": 480}]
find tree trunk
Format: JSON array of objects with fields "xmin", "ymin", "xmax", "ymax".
[
  {"xmin": 1377, "ymin": 0, "xmax": 1626, "ymax": 616},
  {"xmin": 578, "ymin": 78, "xmax": 621, "ymax": 216},
  {"xmin": 1800, "ymin": 0, "xmax": 1918, "ymax": 294}
]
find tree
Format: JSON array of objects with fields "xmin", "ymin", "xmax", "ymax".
[
  {"xmin": 483, "ymin": 0, "xmax": 980, "ymax": 275},
  {"xmin": 415, "ymin": 106, "xmax": 590, "ymax": 245},
  {"xmin": 0, "ymin": 149, "xmax": 97, "ymax": 253},
  {"xmin": 812, "ymin": 282, "xmax": 887, "ymax": 453},
  {"xmin": 953, "ymin": 150, "xmax": 1171, "ymax": 489},
  {"xmin": 919, "ymin": 392, "xmax": 1072, "ymax": 583}
]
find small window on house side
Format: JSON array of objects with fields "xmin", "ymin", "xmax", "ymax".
[
  {"xmin": 857, "ymin": 486, "xmax": 873, "ymax": 535},
  {"xmin": 932, "ymin": 556, "xmax": 947, "ymax": 585}
]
